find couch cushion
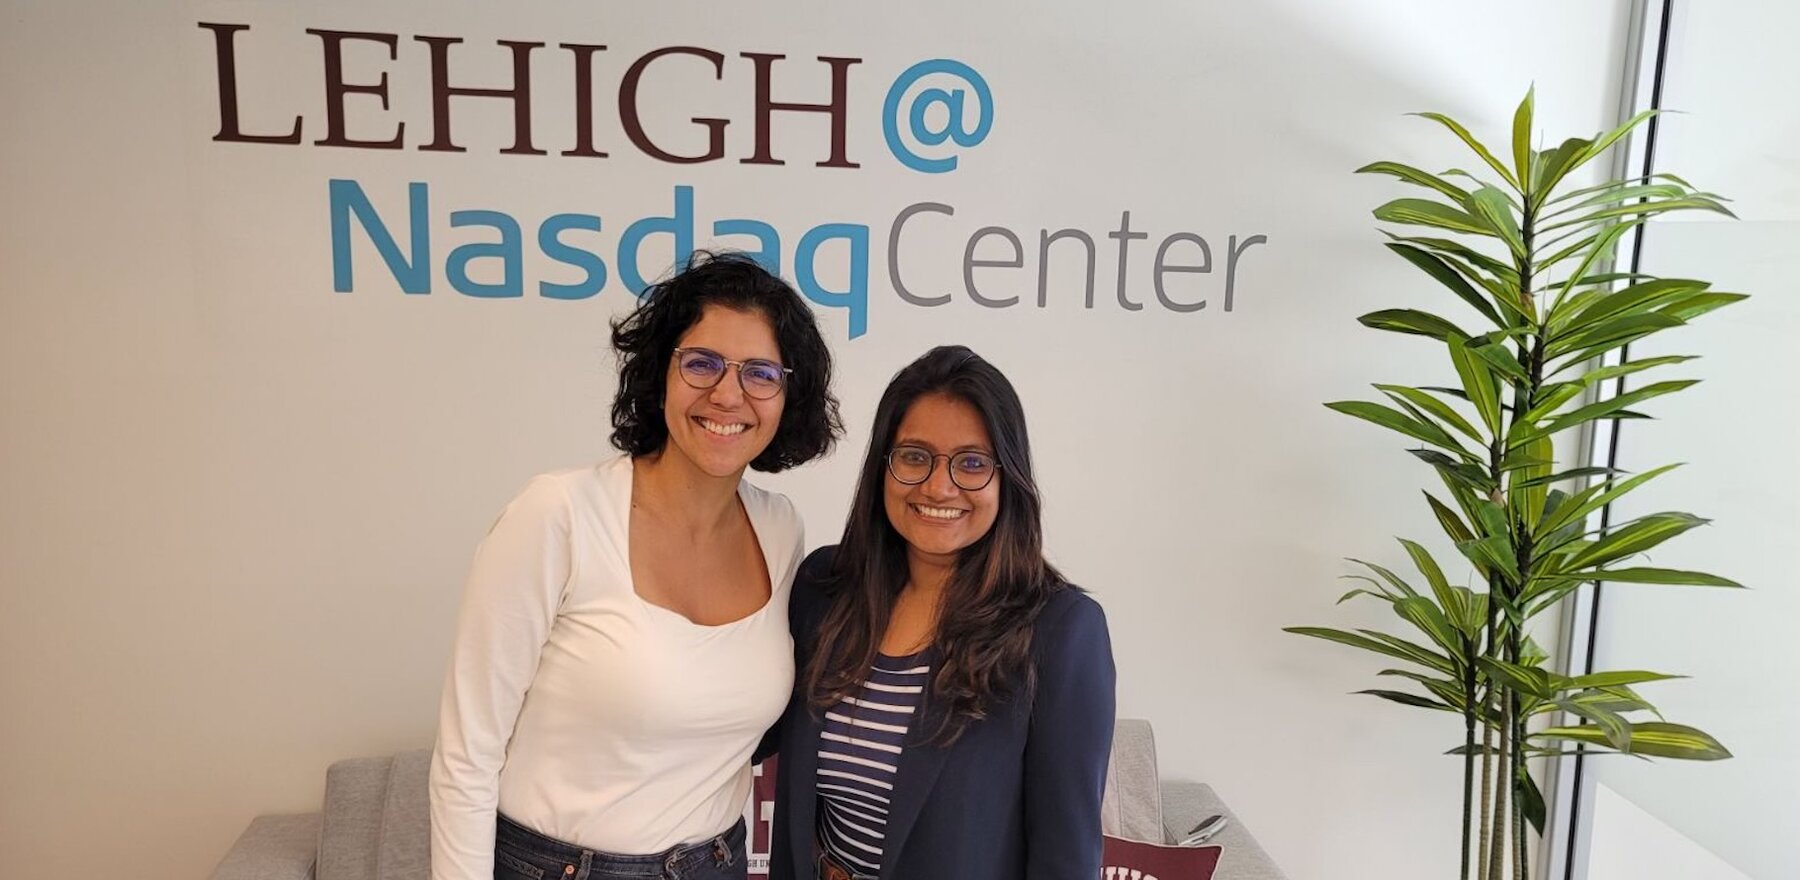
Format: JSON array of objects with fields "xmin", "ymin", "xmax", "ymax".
[
  {"xmin": 375, "ymin": 749, "xmax": 432, "ymax": 880},
  {"xmin": 316, "ymin": 754, "xmax": 394, "ymax": 880},
  {"xmin": 1161, "ymin": 780, "xmax": 1288, "ymax": 880},
  {"xmin": 208, "ymin": 813, "xmax": 322, "ymax": 880},
  {"xmin": 1103, "ymin": 717, "xmax": 1166, "ymax": 842}
]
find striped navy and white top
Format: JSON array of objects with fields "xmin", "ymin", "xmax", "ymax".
[{"xmin": 815, "ymin": 651, "xmax": 931, "ymax": 877}]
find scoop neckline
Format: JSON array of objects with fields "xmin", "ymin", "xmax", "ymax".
[{"xmin": 610, "ymin": 455, "xmax": 778, "ymax": 631}]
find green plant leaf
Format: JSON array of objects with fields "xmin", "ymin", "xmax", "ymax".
[
  {"xmin": 1378, "ymin": 385, "xmax": 1484, "ymax": 442},
  {"xmin": 1357, "ymin": 689, "xmax": 1457, "ymax": 712},
  {"xmin": 1458, "ymin": 535, "xmax": 1521, "ymax": 585},
  {"xmin": 1561, "ymin": 512, "xmax": 1710, "ymax": 572},
  {"xmin": 1566, "ymin": 670, "xmax": 1685, "ymax": 689},
  {"xmin": 1548, "ymin": 312, "xmax": 1687, "ymax": 360},
  {"xmin": 1532, "ymin": 136, "xmax": 1594, "ymax": 204},
  {"xmin": 1327, "ymin": 401, "xmax": 1479, "ymax": 461},
  {"xmin": 1578, "ymin": 355, "xmax": 1698, "ymax": 387},
  {"xmin": 1591, "ymin": 567, "xmax": 1744, "ymax": 587},
  {"xmin": 1522, "ymin": 568, "xmax": 1569, "ymax": 609},
  {"xmin": 1540, "ymin": 195, "xmax": 1737, "ymax": 232},
  {"xmin": 1357, "ymin": 161, "xmax": 1474, "ymax": 203},
  {"xmin": 1384, "ymin": 234, "xmax": 1519, "ymax": 283},
  {"xmin": 1469, "ymin": 186, "xmax": 1526, "ymax": 258},
  {"xmin": 1541, "ymin": 487, "xmax": 1571, "ymax": 525},
  {"xmin": 1545, "ymin": 686, "xmax": 1660, "ymax": 719},
  {"xmin": 1511, "ymin": 433, "xmax": 1555, "ymax": 532},
  {"xmin": 1549, "ymin": 322, "xmax": 1690, "ymax": 371},
  {"xmin": 1378, "ymin": 669, "xmax": 1474, "ymax": 711},
  {"xmin": 1410, "ymin": 112, "xmax": 1521, "ymax": 190},
  {"xmin": 1552, "ymin": 183, "xmax": 1691, "ymax": 214},
  {"xmin": 1556, "ymin": 697, "xmax": 1631, "ymax": 750},
  {"xmin": 1425, "ymin": 491, "xmax": 1477, "ymax": 544},
  {"xmin": 1541, "ymin": 380, "xmax": 1698, "ymax": 436},
  {"xmin": 1447, "ymin": 336, "xmax": 1502, "ymax": 434},
  {"xmin": 1358, "ymin": 629, "xmax": 1461, "ymax": 676},
  {"xmin": 1550, "ymin": 222, "xmax": 1638, "ymax": 310},
  {"xmin": 1398, "ymin": 540, "xmax": 1455, "ymax": 607},
  {"xmin": 1521, "ymin": 634, "xmax": 1551, "ymax": 667},
  {"xmin": 1348, "ymin": 559, "xmax": 1421, "ymax": 598},
  {"xmin": 1498, "ymin": 445, "xmax": 1552, "ymax": 472},
  {"xmin": 1335, "ymin": 587, "xmax": 1386, "ymax": 605},
  {"xmin": 1474, "ymin": 498, "xmax": 1510, "ymax": 538},
  {"xmin": 1552, "ymin": 285, "xmax": 1611, "ymax": 323},
  {"xmin": 1535, "ymin": 722, "xmax": 1731, "ymax": 760},
  {"xmin": 1509, "ymin": 466, "xmax": 1622, "ymax": 491},
  {"xmin": 1410, "ymin": 449, "xmax": 1498, "ymax": 493},
  {"xmin": 1511, "ymin": 87, "xmax": 1534, "ymax": 192},
  {"xmin": 1339, "ymin": 572, "xmax": 1403, "ymax": 602},
  {"xmin": 1467, "ymin": 338, "xmax": 1530, "ymax": 383},
  {"xmin": 1284, "ymin": 627, "xmax": 1457, "ymax": 676},
  {"xmin": 1548, "ymin": 170, "xmax": 1693, "ymax": 206},
  {"xmin": 1517, "ymin": 381, "xmax": 1588, "ymax": 425},
  {"xmin": 1375, "ymin": 198, "xmax": 1496, "ymax": 236},
  {"xmin": 1660, "ymin": 291, "xmax": 1748, "ymax": 321},
  {"xmin": 1520, "ymin": 769, "xmax": 1547, "ymax": 835},
  {"xmin": 1394, "ymin": 589, "xmax": 1464, "ymax": 658},
  {"xmin": 1480, "ymin": 657, "xmax": 1556, "ymax": 700},
  {"xmin": 1383, "ymin": 238, "xmax": 1533, "ymax": 325},
  {"xmin": 1560, "ymin": 279, "xmax": 1711, "ymax": 335},
  {"xmin": 1360, "ymin": 309, "xmax": 1470, "ymax": 341},
  {"xmin": 1383, "ymin": 242, "xmax": 1506, "ymax": 326},
  {"xmin": 1557, "ymin": 271, "xmax": 1653, "ymax": 289},
  {"xmin": 1431, "ymin": 585, "xmax": 1481, "ymax": 637},
  {"xmin": 1577, "ymin": 109, "xmax": 1657, "ymax": 170}
]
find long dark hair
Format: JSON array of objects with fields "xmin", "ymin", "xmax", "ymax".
[
  {"xmin": 804, "ymin": 345, "xmax": 1066, "ymax": 744},
  {"xmin": 610, "ymin": 250, "xmax": 843, "ymax": 472}
]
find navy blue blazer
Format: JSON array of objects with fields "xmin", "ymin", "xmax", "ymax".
[{"xmin": 766, "ymin": 545, "xmax": 1117, "ymax": 880}]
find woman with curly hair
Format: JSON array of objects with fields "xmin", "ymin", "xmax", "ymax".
[{"xmin": 430, "ymin": 251, "xmax": 842, "ymax": 880}]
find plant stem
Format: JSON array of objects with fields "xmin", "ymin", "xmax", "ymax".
[
  {"xmin": 1515, "ymin": 743, "xmax": 1528, "ymax": 880},
  {"xmin": 1491, "ymin": 713, "xmax": 1511, "ymax": 880},
  {"xmin": 1477, "ymin": 689, "xmax": 1495, "ymax": 880},
  {"xmin": 1462, "ymin": 665, "xmax": 1478, "ymax": 880},
  {"xmin": 1509, "ymin": 194, "xmax": 1543, "ymax": 880}
]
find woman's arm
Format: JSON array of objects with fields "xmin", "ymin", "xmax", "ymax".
[
  {"xmin": 1022, "ymin": 591, "xmax": 1118, "ymax": 880},
  {"xmin": 429, "ymin": 476, "xmax": 572, "ymax": 880}
]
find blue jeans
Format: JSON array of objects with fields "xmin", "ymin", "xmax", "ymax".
[{"xmin": 494, "ymin": 813, "xmax": 746, "ymax": 880}]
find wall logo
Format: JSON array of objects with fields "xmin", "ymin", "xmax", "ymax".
[
  {"xmin": 199, "ymin": 22, "xmax": 1266, "ymax": 340},
  {"xmin": 883, "ymin": 59, "xmax": 994, "ymax": 173}
]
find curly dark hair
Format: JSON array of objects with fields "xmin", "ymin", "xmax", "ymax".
[
  {"xmin": 610, "ymin": 250, "xmax": 843, "ymax": 472},
  {"xmin": 804, "ymin": 345, "xmax": 1068, "ymax": 745}
]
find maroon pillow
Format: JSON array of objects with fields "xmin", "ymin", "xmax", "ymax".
[
  {"xmin": 746, "ymin": 757, "xmax": 778, "ymax": 875},
  {"xmin": 1102, "ymin": 835, "xmax": 1222, "ymax": 880}
]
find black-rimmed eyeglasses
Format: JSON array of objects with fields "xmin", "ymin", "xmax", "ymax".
[
  {"xmin": 672, "ymin": 347, "xmax": 792, "ymax": 400},
  {"xmin": 886, "ymin": 444, "xmax": 1000, "ymax": 491}
]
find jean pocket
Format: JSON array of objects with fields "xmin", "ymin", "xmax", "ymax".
[{"xmin": 494, "ymin": 846, "xmax": 549, "ymax": 880}]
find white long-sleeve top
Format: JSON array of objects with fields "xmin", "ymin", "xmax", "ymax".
[{"xmin": 429, "ymin": 456, "xmax": 802, "ymax": 880}]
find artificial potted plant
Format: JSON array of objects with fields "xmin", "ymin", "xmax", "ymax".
[{"xmin": 1289, "ymin": 89, "xmax": 1740, "ymax": 880}]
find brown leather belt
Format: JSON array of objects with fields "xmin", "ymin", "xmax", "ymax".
[{"xmin": 816, "ymin": 844, "xmax": 875, "ymax": 880}]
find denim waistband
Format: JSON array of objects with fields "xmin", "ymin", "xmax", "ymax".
[{"xmin": 496, "ymin": 813, "xmax": 745, "ymax": 879}]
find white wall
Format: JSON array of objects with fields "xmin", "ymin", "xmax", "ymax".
[
  {"xmin": 1583, "ymin": 5, "xmax": 1800, "ymax": 879},
  {"xmin": 0, "ymin": 2, "xmax": 1634, "ymax": 878},
  {"xmin": 1586, "ymin": 785, "xmax": 1752, "ymax": 880}
]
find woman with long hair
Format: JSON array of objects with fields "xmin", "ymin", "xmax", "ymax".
[
  {"xmin": 430, "ymin": 251, "xmax": 842, "ymax": 880},
  {"xmin": 767, "ymin": 345, "xmax": 1116, "ymax": 880}
]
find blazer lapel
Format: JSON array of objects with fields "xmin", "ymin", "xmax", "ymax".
[
  {"xmin": 786, "ymin": 701, "xmax": 823, "ymax": 877},
  {"xmin": 875, "ymin": 690, "xmax": 953, "ymax": 880}
]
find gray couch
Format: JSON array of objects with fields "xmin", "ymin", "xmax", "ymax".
[{"xmin": 210, "ymin": 718, "xmax": 1284, "ymax": 880}]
